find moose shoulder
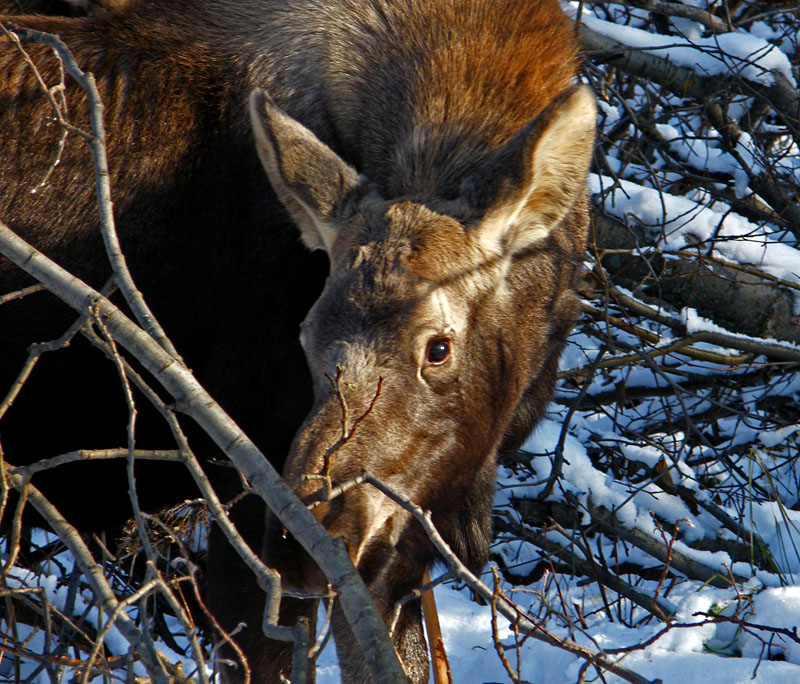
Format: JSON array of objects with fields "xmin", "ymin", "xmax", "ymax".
[{"xmin": 0, "ymin": 1, "xmax": 595, "ymax": 682}]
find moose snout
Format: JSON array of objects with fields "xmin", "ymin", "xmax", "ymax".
[
  {"xmin": 263, "ymin": 475, "xmax": 404, "ymax": 596},
  {"xmin": 267, "ymin": 381, "xmax": 413, "ymax": 590}
]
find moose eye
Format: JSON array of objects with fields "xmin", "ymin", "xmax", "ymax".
[{"xmin": 425, "ymin": 338, "xmax": 451, "ymax": 365}]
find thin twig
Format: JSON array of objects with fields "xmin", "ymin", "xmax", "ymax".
[
  {"xmin": 0, "ymin": 283, "xmax": 46, "ymax": 305},
  {"xmin": 7, "ymin": 25, "xmax": 182, "ymax": 360},
  {"xmin": 3, "ymin": 471, "xmax": 171, "ymax": 684},
  {"xmin": 361, "ymin": 472, "xmax": 659, "ymax": 684}
]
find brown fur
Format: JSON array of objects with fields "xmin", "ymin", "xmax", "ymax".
[
  {"xmin": 0, "ymin": 1, "xmax": 593, "ymax": 682},
  {"xmin": 0, "ymin": 0, "xmax": 110, "ymax": 15}
]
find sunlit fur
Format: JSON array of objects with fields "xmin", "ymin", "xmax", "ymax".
[{"xmin": 0, "ymin": 1, "xmax": 591, "ymax": 682}]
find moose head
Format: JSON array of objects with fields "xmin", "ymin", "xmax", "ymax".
[{"xmin": 249, "ymin": 85, "xmax": 596, "ymax": 598}]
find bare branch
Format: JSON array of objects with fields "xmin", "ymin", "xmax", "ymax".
[
  {"xmin": 2, "ymin": 472, "xmax": 171, "ymax": 684},
  {"xmin": 0, "ymin": 219, "xmax": 409, "ymax": 684},
  {"xmin": 579, "ymin": 0, "xmax": 729, "ymax": 34},
  {"xmin": 6, "ymin": 25, "xmax": 182, "ymax": 360},
  {"xmin": 577, "ymin": 20, "xmax": 800, "ymax": 160}
]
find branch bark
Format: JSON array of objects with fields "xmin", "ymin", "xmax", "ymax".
[
  {"xmin": 577, "ymin": 19, "xmax": 800, "ymax": 164},
  {"xmin": 590, "ymin": 210, "xmax": 800, "ymax": 345},
  {"xmin": 0, "ymin": 220, "xmax": 409, "ymax": 684},
  {"xmin": 579, "ymin": 0, "xmax": 730, "ymax": 34}
]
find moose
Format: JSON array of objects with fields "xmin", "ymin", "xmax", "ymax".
[{"xmin": 0, "ymin": 0, "xmax": 596, "ymax": 681}]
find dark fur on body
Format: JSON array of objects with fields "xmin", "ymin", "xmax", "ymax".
[
  {"xmin": 0, "ymin": 2, "xmax": 593, "ymax": 682},
  {"xmin": 0, "ymin": 1, "xmax": 123, "ymax": 15}
]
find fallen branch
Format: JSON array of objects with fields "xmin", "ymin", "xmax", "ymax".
[
  {"xmin": 493, "ymin": 513, "xmax": 676, "ymax": 620},
  {"xmin": 589, "ymin": 210, "xmax": 800, "ymax": 345},
  {"xmin": 509, "ymin": 496, "xmax": 756, "ymax": 587},
  {"xmin": 576, "ymin": 19, "xmax": 800, "ymax": 159},
  {"xmin": 579, "ymin": 0, "xmax": 729, "ymax": 34}
]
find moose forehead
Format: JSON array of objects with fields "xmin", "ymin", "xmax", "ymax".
[
  {"xmin": 306, "ymin": 200, "xmax": 501, "ymax": 347},
  {"xmin": 333, "ymin": 199, "xmax": 492, "ymax": 282}
]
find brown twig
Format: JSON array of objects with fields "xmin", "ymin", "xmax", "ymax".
[
  {"xmin": 420, "ymin": 568, "xmax": 453, "ymax": 684},
  {"xmin": 490, "ymin": 567, "xmax": 524, "ymax": 684},
  {"xmin": 305, "ymin": 371, "xmax": 383, "ymax": 500}
]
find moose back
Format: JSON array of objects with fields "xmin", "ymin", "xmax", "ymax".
[{"xmin": 0, "ymin": 0, "xmax": 595, "ymax": 681}]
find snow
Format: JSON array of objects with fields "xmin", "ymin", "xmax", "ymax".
[
  {"xmin": 315, "ymin": 580, "xmax": 800, "ymax": 683},
  {"xmin": 590, "ymin": 173, "xmax": 800, "ymax": 290},
  {"xmin": 682, "ymin": 309, "xmax": 800, "ymax": 352},
  {"xmin": 4, "ymin": 564, "xmax": 131, "ymax": 658},
  {"xmin": 740, "ymin": 587, "xmax": 800, "ymax": 664},
  {"xmin": 759, "ymin": 424, "xmax": 800, "ymax": 448},
  {"xmin": 573, "ymin": 9, "xmax": 796, "ymax": 87}
]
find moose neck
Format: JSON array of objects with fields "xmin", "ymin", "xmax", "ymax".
[
  {"xmin": 45, "ymin": 0, "xmax": 576, "ymax": 202},
  {"xmin": 206, "ymin": 0, "xmax": 578, "ymax": 200}
]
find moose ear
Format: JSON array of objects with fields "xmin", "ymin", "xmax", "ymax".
[
  {"xmin": 249, "ymin": 89, "xmax": 363, "ymax": 253},
  {"xmin": 463, "ymin": 85, "xmax": 596, "ymax": 255}
]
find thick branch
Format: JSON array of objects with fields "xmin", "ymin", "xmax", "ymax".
[
  {"xmin": 577, "ymin": 21, "xmax": 800, "ymax": 158},
  {"xmin": 591, "ymin": 210, "xmax": 800, "ymax": 345},
  {"xmin": 580, "ymin": 0, "xmax": 729, "ymax": 34},
  {"xmin": 0, "ymin": 220, "xmax": 409, "ymax": 684},
  {"xmin": 509, "ymin": 496, "xmax": 753, "ymax": 588}
]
